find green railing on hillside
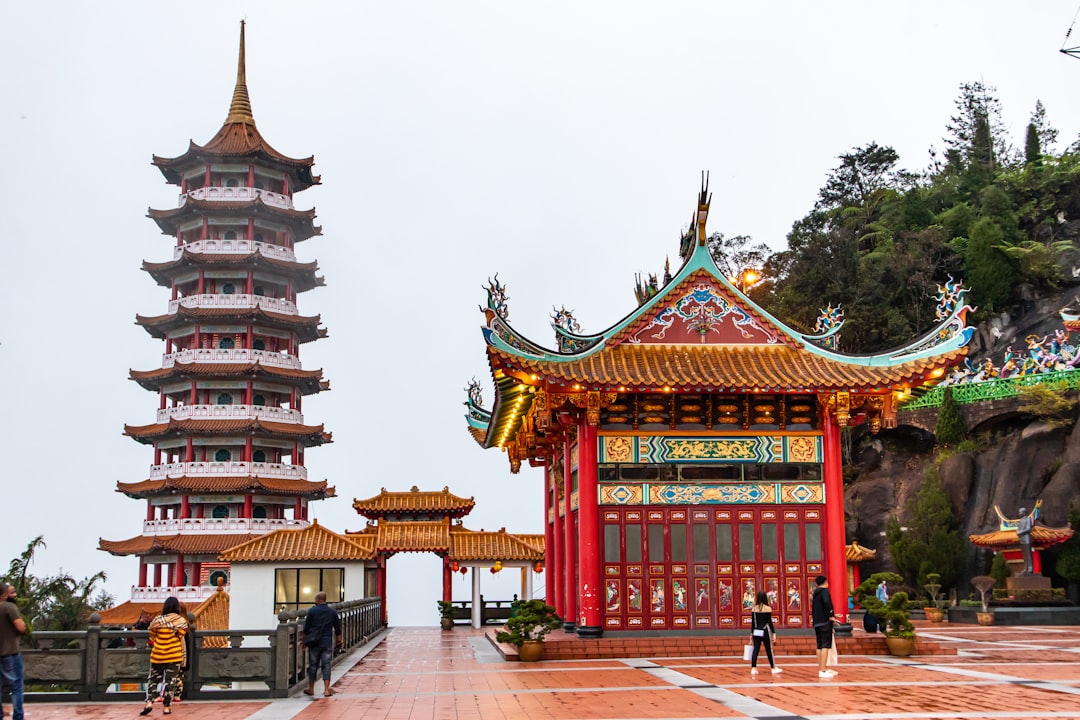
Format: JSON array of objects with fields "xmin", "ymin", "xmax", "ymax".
[{"xmin": 899, "ymin": 368, "xmax": 1080, "ymax": 410}]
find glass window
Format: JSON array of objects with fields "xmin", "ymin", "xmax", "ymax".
[
  {"xmin": 222, "ymin": 283, "xmax": 236, "ymax": 294},
  {"xmin": 805, "ymin": 524, "xmax": 822, "ymax": 561},
  {"xmin": 625, "ymin": 524, "xmax": 642, "ymax": 563},
  {"xmin": 648, "ymin": 524, "xmax": 665, "ymax": 563},
  {"xmin": 620, "ymin": 465, "xmax": 658, "ymax": 481},
  {"xmin": 252, "ymin": 394, "xmax": 266, "ymax": 406},
  {"xmin": 218, "ymin": 337, "xmax": 235, "ymax": 349},
  {"xmin": 208, "ymin": 570, "xmax": 229, "ymax": 588},
  {"xmin": 692, "ymin": 524, "xmax": 710, "ymax": 562},
  {"xmin": 680, "ymin": 465, "xmax": 740, "ymax": 481},
  {"xmin": 216, "ymin": 393, "xmax": 233, "ymax": 405},
  {"xmin": 224, "ymin": 230, "xmax": 237, "ymax": 240},
  {"xmin": 252, "ymin": 449, "xmax": 267, "ymax": 462},
  {"xmin": 253, "ymin": 339, "xmax": 266, "ymax": 351},
  {"xmin": 274, "ymin": 568, "xmax": 345, "ymax": 613},
  {"xmin": 784, "ymin": 524, "xmax": 801, "ymax": 561},
  {"xmin": 670, "ymin": 524, "xmax": 686, "ymax": 562},
  {"xmin": 225, "ymin": 178, "xmax": 240, "ymax": 188},
  {"xmin": 212, "ymin": 504, "xmax": 229, "ymax": 519},
  {"xmin": 739, "ymin": 524, "xmax": 756, "ymax": 561},
  {"xmin": 715, "ymin": 523, "xmax": 732, "ymax": 561},
  {"xmin": 253, "ymin": 285, "xmax": 265, "ymax": 296},
  {"xmin": 604, "ymin": 525, "xmax": 621, "ymax": 563},
  {"xmin": 253, "ymin": 505, "xmax": 268, "ymax": 519},
  {"xmin": 761, "ymin": 523, "xmax": 777, "ymax": 561}
]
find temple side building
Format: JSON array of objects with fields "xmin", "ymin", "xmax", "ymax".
[{"xmin": 466, "ymin": 181, "xmax": 973, "ymax": 637}]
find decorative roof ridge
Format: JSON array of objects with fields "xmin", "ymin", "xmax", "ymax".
[{"xmin": 219, "ymin": 519, "xmax": 374, "ymax": 562}]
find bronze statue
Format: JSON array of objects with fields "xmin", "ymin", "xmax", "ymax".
[{"xmin": 994, "ymin": 501, "xmax": 1042, "ymax": 576}]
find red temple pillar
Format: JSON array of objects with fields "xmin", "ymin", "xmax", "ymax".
[
  {"xmin": 823, "ymin": 412, "xmax": 848, "ymax": 622},
  {"xmin": 173, "ymin": 554, "xmax": 186, "ymax": 587},
  {"xmin": 442, "ymin": 557, "xmax": 452, "ymax": 602},
  {"xmin": 576, "ymin": 418, "xmax": 602, "ymax": 637},
  {"xmin": 543, "ymin": 464, "xmax": 556, "ymax": 604},
  {"xmin": 378, "ymin": 556, "xmax": 388, "ymax": 624},
  {"xmin": 563, "ymin": 432, "xmax": 578, "ymax": 631},
  {"xmin": 138, "ymin": 560, "xmax": 148, "ymax": 588},
  {"xmin": 147, "ymin": 501, "xmax": 155, "ymax": 521},
  {"xmin": 180, "ymin": 495, "xmax": 190, "ymax": 519},
  {"xmin": 243, "ymin": 495, "xmax": 253, "ymax": 519},
  {"xmin": 154, "ymin": 563, "xmax": 162, "ymax": 587},
  {"xmin": 551, "ymin": 466, "xmax": 565, "ymax": 619}
]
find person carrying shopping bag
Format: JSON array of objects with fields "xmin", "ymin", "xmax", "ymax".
[{"xmin": 749, "ymin": 591, "xmax": 781, "ymax": 676}]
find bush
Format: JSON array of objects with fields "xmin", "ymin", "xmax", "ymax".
[
  {"xmin": 935, "ymin": 387, "xmax": 967, "ymax": 446},
  {"xmin": 494, "ymin": 600, "xmax": 562, "ymax": 646}
]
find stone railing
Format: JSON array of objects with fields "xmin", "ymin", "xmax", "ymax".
[
  {"xmin": 22, "ymin": 598, "xmax": 385, "ymax": 702},
  {"xmin": 161, "ymin": 348, "xmax": 303, "ymax": 370},
  {"xmin": 900, "ymin": 368, "xmax": 1080, "ymax": 409},
  {"xmin": 130, "ymin": 586, "xmax": 222, "ymax": 603},
  {"xmin": 167, "ymin": 294, "xmax": 298, "ymax": 315},
  {"xmin": 142, "ymin": 518, "xmax": 309, "ymax": 535},
  {"xmin": 156, "ymin": 404, "xmax": 304, "ymax": 424},
  {"xmin": 173, "ymin": 238, "xmax": 296, "ymax": 262},
  {"xmin": 148, "ymin": 461, "xmax": 308, "ymax": 481},
  {"xmin": 183, "ymin": 185, "xmax": 293, "ymax": 210}
]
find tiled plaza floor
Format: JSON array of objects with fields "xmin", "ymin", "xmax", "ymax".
[{"xmin": 12, "ymin": 623, "xmax": 1080, "ymax": 720}]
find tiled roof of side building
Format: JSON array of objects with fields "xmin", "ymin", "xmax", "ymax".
[
  {"xmin": 220, "ymin": 520, "xmax": 375, "ymax": 562},
  {"xmin": 449, "ymin": 526, "xmax": 544, "ymax": 561},
  {"xmin": 116, "ymin": 476, "xmax": 334, "ymax": 499},
  {"xmin": 845, "ymin": 541, "xmax": 878, "ymax": 562},
  {"xmin": 352, "ymin": 486, "xmax": 476, "ymax": 517},
  {"xmin": 99, "ymin": 533, "xmax": 261, "ymax": 557}
]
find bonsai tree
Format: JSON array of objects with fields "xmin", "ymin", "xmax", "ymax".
[
  {"xmin": 971, "ymin": 576, "xmax": 996, "ymax": 613},
  {"xmin": 923, "ymin": 573, "xmax": 948, "ymax": 610},
  {"xmin": 495, "ymin": 599, "xmax": 562, "ymax": 646},
  {"xmin": 854, "ymin": 572, "xmax": 914, "ymax": 637}
]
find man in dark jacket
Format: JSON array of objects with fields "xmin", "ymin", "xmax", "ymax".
[
  {"xmin": 302, "ymin": 592, "xmax": 343, "ymax": 697},
  {"xmin": 810, "ymin": 575, "xmax": 837, "ymax": 679}
]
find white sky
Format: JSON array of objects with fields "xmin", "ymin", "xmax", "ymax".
[{"xmin": 3, "ymin": 1, "xmax": 1080, "ymax": 627}]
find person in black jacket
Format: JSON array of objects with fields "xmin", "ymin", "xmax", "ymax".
[
  {"xmin": 810, "ymin": 575, "xmax": 837, "ymax": 678},
  {"xmin": 748, "ymin": 591, "xmax": 781, "ymax": 675}
]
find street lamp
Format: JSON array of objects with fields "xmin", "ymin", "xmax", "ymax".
[{"xmin": 730, "ymin": 269, "xmax": 760, "ymax": 293}]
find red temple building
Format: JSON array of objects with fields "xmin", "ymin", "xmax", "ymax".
[
  {"xmin": 99, "ymin": 23, "xmax": 334, "ymax": 622},
  {"xmin": 466, "ymin": 181, "xmax": 974, "ymax": 637}
]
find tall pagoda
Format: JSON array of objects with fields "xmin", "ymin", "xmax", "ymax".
[
  {"xmin": 466, "ymin": 180, "xmax": 973, "ymax": 637},
  {"xmin": 99, "ymin": 22, "xmax": 334, "ymax": 615}
]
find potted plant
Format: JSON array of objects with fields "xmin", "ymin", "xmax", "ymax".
[
  {"xmin": 495, "ymin": 599, "xmax": 562, "ymax": 662},
  {"xmin": 922, "ymin": 573, "xmax": 947, "ymax": 623},
  {"xmin": 437, "ymin": 600, "xmax": 456, "ymax": 631},
  {"xmin": 854, "ymin": 572, "xmax": 916, "ymax": 656},
  {"xmin": 971, "ymin": 576, "xmax": 996, "ymax": 626}
]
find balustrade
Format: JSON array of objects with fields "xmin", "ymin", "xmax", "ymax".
[
  {"xmin": 161, "ymin": 348, "xmax": 302, "ymax": 370},
  {"xmin": 148, "ymin": 461, "xmax": 308, "ymax": 481},
  {"xmin": 130, "ymin": 585, "xmax": 222, "ymax": 602},
  {"xmin": 173, "ymin": 238, "xmax": 296, "ymax": 261},
  {"xmin": 142, "ymin": 517, "xmax": 309, "ymax": 535},
  {"xmin": 156, "ymin": 404, "xmax": 303, "ymax": 424},
  {"xmin": 167, "ymin": 293, "xmax": 298, "ymax": 315},
  {"xmin": 900, "ymin": 368, "xmax": 1080, "ymax": 410},
  {"xmin": 182, "ymin": 185, "xmax": 293, "ymax": 209}
]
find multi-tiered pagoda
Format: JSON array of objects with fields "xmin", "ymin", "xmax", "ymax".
[{"xmin": 99, "ymin": 23, "xmax": 334, "ymax": 619}]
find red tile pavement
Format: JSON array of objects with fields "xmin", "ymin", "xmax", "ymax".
[{"xmin": 12, "ymin": 623, "xmax": 1080, "ymax": 720}]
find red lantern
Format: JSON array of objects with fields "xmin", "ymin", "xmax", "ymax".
[
  {"xmin": 533, "ymin": 561, "xmax": 544, "ymax": 573},
  {"xmin": 450, "ymin": 561, "xmax": 459, "ymax": 572},
  {"xmin": 490, "ymin": 567, "xmax": 497, "ymax": 574},
  {"xmin": 459, "ymin": 566, "xmax": 468, "ymax": 575}
]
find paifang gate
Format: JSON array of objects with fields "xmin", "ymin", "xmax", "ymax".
[{"xmin": 464, "ymin": 179, "xmax": 974, "ymax": 638}]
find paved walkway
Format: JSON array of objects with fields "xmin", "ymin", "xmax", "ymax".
[{"xmin": 13, "ymin": 623, "xmax": 1080, "ymax": 719}]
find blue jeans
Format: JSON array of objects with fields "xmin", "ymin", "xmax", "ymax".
[
  {"xmin": 307, "ymin": 645, "xmax": 332, "ymax": 682},
  {"xmin": 0, "ymin": 653, "xmax": 24, "ymax": 720}
]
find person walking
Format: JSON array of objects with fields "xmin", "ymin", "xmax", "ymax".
[
  {"xmin": 140, "ymin": 596, "xmax": 188, "ymax": 716},
  {"xmin": 876, "ymin": 580, "xmax": 889, "ymax": 604},
  {"xmin": 748, "ymin": 591, "xmax": 781, "ymax": 676},
  {"xmin": 811, "ymin": 575, "xmax": 837, "ymax": 679},
  {"xmin": 302, "ymin": 592, "xmax": 342, "ymax": 698},
  {"xmin": 0, "ymin": 583, "xmax": 26, "ymax": 720}
]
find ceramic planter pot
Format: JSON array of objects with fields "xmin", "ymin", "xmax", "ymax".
[
  {"xmin": 976, "ymin": 611, "xmax": 994, "ymax": 626},
  {"xmin": 440, "ymin": 617, "xmax": 455, "ymax": 631},
  {"xmin": 884, "ymin": 636, "xmax": 916, "ymax": 657},
  {"xmin": 518, "ymin": 640, "xmax": 544, "ymax": 662},
  {"xmin": 925, "ymin": 608, "xmax": 945, "ymax": 623}
]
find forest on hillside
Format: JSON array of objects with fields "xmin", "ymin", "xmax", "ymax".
[{"xmin": 708, "ymin": 81, "xmax": 1080, "ymax": 353}]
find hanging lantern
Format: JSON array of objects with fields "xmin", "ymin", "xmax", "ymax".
[
  {"xmin": 450, "ymin": 561, "xmax": 459, "ymax": 572},
  {"xmin": 459, "ymin": 566, "xmax": 468, "ymax": 575},
  {"xmin": 493, "ymin": 560, "xmax": 503, "ymax": 572},
  {"xmin": 533, "ymin": 561, "xmax": 544, "ymax": 573},
  {"xmin": 490, "ymin": 567, "xmax": 497, "ymax": 574}
]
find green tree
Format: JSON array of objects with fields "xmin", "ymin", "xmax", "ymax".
[
  {"xmin": 885, "ymin": 469, "xmax": 965, "ymax": 589},
  {"xmin": 706, "ymin": 232, "xmax": 771, "ymax": 288},
  {"xmin": 935, "ymin": 387, "xmax": 967, "ymax": 446},
  {"xmin": 1053, "ymin": 505, "xmax": 1080, "ymax": 593},
  {"xmin": 963, "ymin": 217, "xmax": 1015, "ymax": 314},
  {"xmin": 1025, "ymin": 123, "xmax": 1042, "ymax": 167}
]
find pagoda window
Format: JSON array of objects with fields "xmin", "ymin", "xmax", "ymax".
[
  {"xmin": 208, "ymin": 569, "xmax": 229, "ymax": 587},
  {"xmin": 254, "ymin": 180, "xmax": 264, "ymax": 190},
  {"xmin": 225, "ymin": 178, "xmax": 240, "ymax": 188},
  {"xmin": 216, "ymin": 393, "xmax": 233, "ymax": 405},
  {"xmin": 214, "ymin": 449, "xmax": 232, "ymax": 462},
  {"xmin": 224, "ymin": 230, "xmax": 238, "ymax": 240},
  {"xmin": 253, "ymin": 285, "xmax": 265, "ymax": 296},
  {"xmin": 252, "ymin": 394, "xmax": 266, "ymax": 407},
  {"xmin": 218, "ymin": 337, "xmax": 235, "ymax": 349},
  {"xmin": 252, "ymin": 339, "xmax": 266, "ymax": 351},
  {"xmin": 253, "ymin": 505, "xmax": 268, "ymax": 519},
  {"xmin": 222, "ymin": 282, "xmax": 236, "ymax": 294},
  {"xmin": 212, "ymin": 505, "xmax": 230, "ymax": 519},
  {"xmin": 254, "ymin": 232, "xmax": 264, "ymax": 242},
  {"xmin": 252, "ymin": 449, "xmax": 267, "ymax": 462}
]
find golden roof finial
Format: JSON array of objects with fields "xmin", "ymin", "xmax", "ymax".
[{"xmin": 225, "ymin": 20, "xmax": 256, "ymax": 125}]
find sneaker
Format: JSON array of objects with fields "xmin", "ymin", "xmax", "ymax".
[
  {"xmin": 771, "ymin": 667, "xmax": 783, "ymax": 674},
  {"xmin": 825, "ymin": 669, "xmax": 838, "ymax": 676},
  {"xmin": 750, "ymin": 668, "xmax": 759, "ymax": 675},
  {"xmin": 818, "ymin": 670, "xmax": 833, "ymax": 678}
]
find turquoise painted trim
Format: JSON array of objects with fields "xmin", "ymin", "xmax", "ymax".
[
  {"xmin": 899, "ymin": 368, "xmax": 1080, "ymax": 409},
  {"xmin": 599, "ymin": 482, "xmax": 826, "ymax": 505},
  {"xmin": 598, "ymin": 434, "xmax": 823, "ymax": 464}
]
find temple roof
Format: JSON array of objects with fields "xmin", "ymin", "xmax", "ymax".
[
  {"xmin": 449, "ymin": 526, "xmax": 544, "ymax": 561},
  {"xmin": 142, "ymin": 252, "xmax": 324, "ymax": 292},
  {"xmin": 968, "ymin": 525, "xmax": 1075, "ymax": 548},
  {"xmin": 147, "ymin": 199, "xmax": 321, "ymax": 242},
  {"xmin": 220, "ymin": 520, "xmax": 375, "ymax": 562},
  {"xmin": 151, "ymin": 22, "xmax": 319, "ymax": 191},
  {"xmin": 191, "ymin": 585, "xmax": 231, "ymax": 648},
  {"xmin": 116, "ymin": 476, "xmax": 334, "ymax": 499},
  {"xmin": 845, "ymin": 541, "xmax": 877, "ymax": 562},
  {"xmin": 98, "ymin": 533, "xmax": 260, "ymax": 557},
  {"xmin": 135, "ymin": 305, "xmax": 327, "ymax": 343},
  {"xmin": 97, "ymin": 600, "xmax": 160, "ymax": 627},
  {"xmin": 129, "ymin": 362, "xmax": 328, "ymax": 395},
  {"xmin": 468, "ymin": 183, "xmax": 973, "ymax": 453},
  {"xmin": 352, "ymin": 486, "xmax": 476, "ymax": 519},
  {"xmin": 374, "ymin": 520, "xmax": 451, "ymax": 553},
  {"xmin": 123, "ymin": 417, "xmax": 332, "ymax": 445}
]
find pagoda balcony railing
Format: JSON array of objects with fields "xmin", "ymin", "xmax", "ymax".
[
  {"xmin": 142, "ymin": 517, "xmax": 310, "ymax": 535},
  {"xmin": 161, "ymin": 348, "xmax": 303, "ymax": 370},
  {"xmin": 173, "ymin": 238, "xmax": 297, "ymax": 262},
  {"xmin": 168, "ymin": 293, "xmax": 298, "ymax": 315},
  {"xmin": 900, "ymin": 368, "xmax": 1080, "ymax": 410},
  {"xmin": 130, "ymin": 585, "xmax": 225, "ymax": 602},
  {"xmin": 156, "ymin": 404, "xmax": 304, "ymax": 424},
  {"xmin": 182, "ymin": 185, "xmax": 293, "ymax": 210},
  {"xmin": 148, "ymin": 461, "xmax": 308, "ymax": 481}
]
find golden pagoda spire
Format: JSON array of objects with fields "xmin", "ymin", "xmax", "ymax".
[{"xmin": 224, "ymin": 20, "xmax": 255, "ymax": 125}]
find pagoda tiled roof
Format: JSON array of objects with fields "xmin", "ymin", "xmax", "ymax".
[
  {"xmin": 352, "ymin": 486, "xmax": 476, "ymax": 519},
  {"xmin": 129, "ymin": 362, "xmax": 328, "ymax": 394},
  {"xmin": 968, "ymin": 525, "xmax": 1075, "ymax": 548},
  {"xmin": 147, "ymin": 199, "xmax": 321, "ymax": 242},
  {"xmin": 99, "ymin": 533, "xmax": 260, "ymax": 557},
  {"xmin": 374, "ymin": 520, "xmax": 451, "ymax": 553},
  {"xmin": 845, "ymin": 541, "xmax": 877, "ymax": 562},
  {"xmin": 151, "ymin": 22, "xmax": 319, "ymax": 192},
  {"xmin": 124, "ymin": 417, "xmax": 331, "ymax": 444},
  {"xmin": 220, "ymin": 520, "xmax": 375, "ymax": 562},
  {"xmin": 135, "ymin": 306, "xmax": 327, "ymax": 343},
  {"xmin": 97, "ymin": 600, "xmax": 161, "ymax": 627},
  {"xmin": 116, "ymin": 476, "xmax": 334, "ymax": 499},
  {"xmin": 448, "ymin": 526, "xmax": 544, "ymax": 561},
  {"xmin": 142, "ymin": 252, "xmax": 323, "ymax": 292}
]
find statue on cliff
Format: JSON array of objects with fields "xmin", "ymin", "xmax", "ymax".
[{"xmin": 994, "ymin": 501, "xmax": 1042, "ymax": 576}]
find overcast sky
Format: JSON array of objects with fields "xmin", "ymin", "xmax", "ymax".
[{"xmin": 3, "ymin": 2, "xmax": 1080, "ymax": 626}]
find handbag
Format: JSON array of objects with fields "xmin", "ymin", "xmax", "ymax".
[
  {"xmin": 742, "ymin": 643, "xmax": 754, "ymax": 661},
  {"xmin": 826, "ymin": 631, "xmax": 839, "ymax": 666}
]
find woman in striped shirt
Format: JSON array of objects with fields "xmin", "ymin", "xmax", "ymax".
[{"xmin": 140, "ymin": 597, "xmax": 188, "ymax": 716}]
